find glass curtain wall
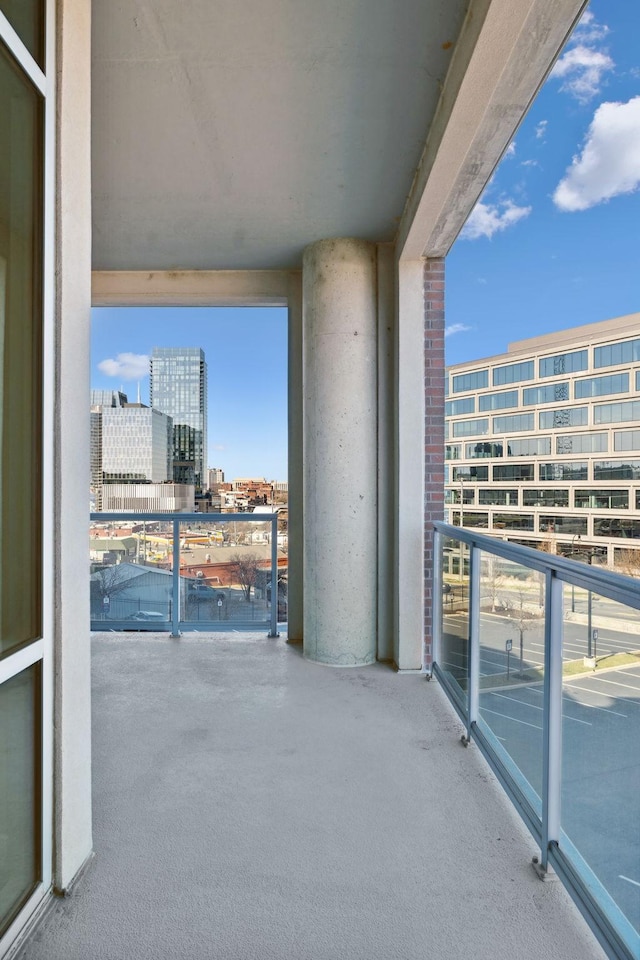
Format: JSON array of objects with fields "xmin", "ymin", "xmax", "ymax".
[{"xmin": 0, "ymin": 0, "xmax": 50, "ymax": 944}]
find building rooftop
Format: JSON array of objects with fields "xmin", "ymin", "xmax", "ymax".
[{"xmin": 18, "ymin": 633, "xmax": 604, "ymax": 960}]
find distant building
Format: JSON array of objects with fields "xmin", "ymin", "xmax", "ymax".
[
  {"xmin": 208, "ymin": 466, "xmax": 225, "ymax": 487},
  {"xmin": 101, "ymin": 482, "xmax": 194, "ymax": 513},
  {"xmin": 445, "ymin": 313, "xmax": 640, "ymax": 570},
  {"xmin": 90, "ymin": 396, "xmax": 174, "ymax": 511},
  {"xmin": 101, "ymin": 405, "xmax": 173, "ymax": 484},
  {"xmin": 150, "ymin": 347, "xmax": 208, "ymax": 490}
]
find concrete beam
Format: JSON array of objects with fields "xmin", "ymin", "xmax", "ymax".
[
  {"xmin": 397, "ymin": 0, "xmax": 587, "ymax": 260},
  {"xmin": 92, "ymin": 269, "xmax": 299, "ymax": 307}
]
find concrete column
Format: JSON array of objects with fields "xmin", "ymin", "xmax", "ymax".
[
  {"xmin": 303, "ymin": 238, "xmax": 377, "ymax": 666},
  {"xmin": 287, "ymin": 274, "xmax": 303, "ymax": 641},
  {"xmin": 54, "ymin": 0, "xmax": 94, "ymax": 889},
  {"xmin": 376, "ymin": 244, "xmax": 395, "ymax": 662},
  {"xmin": 394, "ymin": 260, "xmax": 425, "ymax": 671}
]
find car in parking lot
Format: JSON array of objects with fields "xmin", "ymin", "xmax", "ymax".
[{"xmin": 126, "ymin": 611, "xmax": 166, "ymax": 621}]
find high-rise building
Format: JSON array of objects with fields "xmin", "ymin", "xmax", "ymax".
[
  {"xmin": 208, "ymin": 466, "xmax": 225, "ymax": 487},
  {"xmin": 150, "ymin": 347, "xmax": 208, "ymax": 490},
  {"xmin": 90, "ymin": 397, "xmax": 173, "ymax": 510},
  {"xmin": 444, "ymin": 313, "xmax": 640, "ymax": 570}
]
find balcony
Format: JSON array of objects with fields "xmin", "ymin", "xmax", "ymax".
[{"xmin": 17, "ymin": 629, "xmax": 605, "ymax": 960}]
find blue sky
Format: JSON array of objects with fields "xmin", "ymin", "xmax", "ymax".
[
  {"xmin": 446, "ymin": 1, "xmax": 640, "ymax": 365},
  {"xmin": 91, "ymin": 2, "xmax": 638, "ymax": 480},
  {"xmin": 91, "ymin": 306, "xmax": 289, "ymax": 480}
]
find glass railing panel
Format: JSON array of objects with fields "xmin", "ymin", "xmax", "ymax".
[
  {"xmin": 90, "ymin": 519, "xmax": 171, "ymax": 624},
  {"xmin": 560, "ymin": 589, "xmax": 640, "ymax": 939},
  {"xmin": 477, "ymin": 554, "xmax": 546, "ymax": 813},
  {"xmin": 439, "ymin": 537, "xmax": 470, "ymax": 712},
  {"xmin": 178, "ymin": 520, "xmax": 280, "ymax": 626}
]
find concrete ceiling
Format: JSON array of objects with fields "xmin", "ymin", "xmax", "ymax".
[{"xmin": 91, "ymin": 0, "xmax": 470, "ymax": 271}]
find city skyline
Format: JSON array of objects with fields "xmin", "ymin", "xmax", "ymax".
[{"xmin": 91, "ymin": 3, "xmax": 638, "ymax": 482}]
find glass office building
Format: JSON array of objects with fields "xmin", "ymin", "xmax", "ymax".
[
  {"xmin": 149, "ymin": 347, "xmax": 208, "ymax": 491},
  {"xmin": 445, "ymin": 313, "xmax": 640, "ymax": 571}
]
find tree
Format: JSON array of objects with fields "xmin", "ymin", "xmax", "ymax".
[
  {"xmin": 91, "ymin": 563, "xmax": 134, "ymax": 617},
  {"xmin": 614, "ymin": 548, "xmax": 640, "ymax": 579},
  {"xmin": 504, "ymin": 585, "xmax": 540, "ymax": 676},
  {"xmin": 229, "ymin": 552, "xmax": 261, "ymax": 601}
]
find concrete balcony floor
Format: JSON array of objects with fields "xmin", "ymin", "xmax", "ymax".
[{"xmin": 20, "ymin": 632, "xmax": 605, "ymax": 960}]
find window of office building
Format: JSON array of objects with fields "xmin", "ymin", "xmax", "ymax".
[
  {"xmin": 594, "ymin": 338, "xmax": 640, "ymax": 368},
  {"xmin": 460, "ymin": 512, "xmax": 489, "ymax": 528},
  {"xmin": 594, "ymin": 400, "xmax": 640, "ymax": 424},
  {"xmin": 507, "ymin": 437, "xmax": 551, "ymax": 457},
  {"xmin": 493, "ymin": 464, "xmax": 534, "ymax": 482},
  {"xmin": 539, "ymin": 462, "xmax": 588, "ymax": 481},
  {"xmin": 493, "ymin": 513, "xmax": 534, "ymax": 531},
  {"xmin": 493, "ymin": 413, "xmax": 535, "ymax": 434},
  {"xmin": 478, "ymin": 389, "xmax": 518, "ymax": 411},
  {"xmin": 539, "ymin": 406, "xmax": 588, "ymax": 429},
  {"xmin": 574, "ymin": 373, "xmax": 629, "ymax": 399},
  {"xmin": 539, "ymin": 515, "xmax": 587, "ymax": 535},
  {"xmin": 594, "ymin": 517, "xmax": 640, "ymax": 539},
  {"xmin": 614, "ymin": 430, "xmax": 640, "ymax": 452},
  {"xmin": 556, "ymin": 433, "xmax": 607, "ymax": 455},
  {"xmin": 452, "ymin": 465, "xmax": 489, "ymax": 482},
  {"xmin": 451, "ymin": 369, "xmax": 488, "ymax": 393},
  {"xmin": 636, "ymin": 371, "xmax": 640, "ymax": 391},
  {"xmin": 445, "ymin": 488, "xmax": 475, "ymax": 505},
  {"xmin": 522, "ymin": 488, "xmax": 569, "ymax": 507},
  {"xmin": 574, "ymin": 489, "xmax": 628, "ymax": 510},
  {"xmin": 445, "ymin": 397, "xmax": 474, "ymax": 416},
  {"xmin": 445, "ymin": 444, "xmax": 461, "ymax": 460},
  {"xmin": 594, "ymin": 460, "xmax": 640, "ymax": 481},
  {"xmin": 478, "ymin": 489, "xmax": 518, "ymax": 506},
  {"xmin": 523, "ymin": 382, "xmax": 569, "ymax": 405},
  {"xmin": 465, "ymin": 441, "xmax": 503, "ymax": 459},
  {"xmin": 493, "ymin": 360, "xmax": 534, "ymax": 386},
  {"xmin": 539, "ymin": 350, "xmax": 588, "ymax": 377},
  {"xmin": 452, "ymin": 418, "xmax": 489, "ymax": 438}
]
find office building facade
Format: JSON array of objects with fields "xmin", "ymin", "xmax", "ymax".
[
  {"xmin": 445, "ymin": 313, "xmax": 640, "ymax": 570},
  {"xmin": 150, "ymin": 347, "xmax": 208, "ymax": 490}
]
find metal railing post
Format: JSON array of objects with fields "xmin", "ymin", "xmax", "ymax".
[
  {"xmin": 540, "ymin": 570, "xmax": 563, "ymax": 874},
  {"xmin": 467, "ymin": 544, "xmax": 481, "ymax": 740},
  {"xmin": 171, "ymin": 519, "xmax": 181, "ymax": 638},
  {"xmin": 269, "ymin": 515, "xmax": 279, "ymax": 638},
  {"xmin": 431, "ymin": 530, "xmax": 443, "ymax": 673}
]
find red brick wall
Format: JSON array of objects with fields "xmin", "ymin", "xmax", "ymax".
[{"xmin": 423, "ymin": 258, "xmax": 445, "ymax": 668}]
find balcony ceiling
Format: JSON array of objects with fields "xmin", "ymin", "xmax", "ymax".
[{"xmin": 91, "ymin": 0, "xmax": 470, "ymax": 271}]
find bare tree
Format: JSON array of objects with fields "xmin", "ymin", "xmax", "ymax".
[
  {"xmin": 92, "ymin": 563, "xmax": 133, "ymax": 603},
  {"xmin": 229, "ymin": 552, "xmax": 261, "ymax": 601},
  {"xmin": 504, "ymin": 585, "xmax": 540, "ymax": 675},
  {"xmin": 614, "ymin": 548, "xmax": 640, "ymax": 579}
]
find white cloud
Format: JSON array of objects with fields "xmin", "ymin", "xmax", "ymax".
[
  {"xmin": 98, "ymin": 352, "xmax": 149, "ymax": 380},
  {"xmin": 521, "ymin": 159, "xmax": 539, "ymax": 168},
  {"xmin": 553, "ymin": 97, "xmax": 640, "ymax": 211},
  {"xmin": 535, "ymin": 120, "xmax": 547, "ymax": 140},
  {"xmin": 550, "ymin": 11, "xmax": 613, "ymax": 102},
  {"xmin": 505, "ymin": 141, "xmax": 516, "ymax": 158},
  {"xmin": 460, "ymin": 200, "xmax": 532, "ymax": 240},
  {"xmin": 445, "ymin": 323, "xmax": 471, "ymax": 338}
]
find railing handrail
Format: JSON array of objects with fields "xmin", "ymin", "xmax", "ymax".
[
  {"xmin": 432, "ymin": 520, "xmax": 640, "ymax": 612},
  {"xmin": 91, "ymin": 511, "xmax": 279, "ymax": 523}
]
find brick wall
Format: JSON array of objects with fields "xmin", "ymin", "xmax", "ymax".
[{"xmin": 423, "ymin": 258, "xmax": 445, "ymax": 667}]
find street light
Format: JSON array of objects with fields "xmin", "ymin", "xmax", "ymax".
[{"xmin": 570, "ymin": 534, "xmax": 581, "ymax": 613}]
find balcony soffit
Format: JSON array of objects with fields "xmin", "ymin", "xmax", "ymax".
[{"xmin": 91, "ymin": 0, "xmax": 469, "ymax": 271}]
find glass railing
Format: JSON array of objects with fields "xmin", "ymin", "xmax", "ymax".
[
  {"xmin": 90, "ymin": 512, "xmax": 286, "ymax": 636},
  {"xmin": 433, "ymin": 522, "xmax": 640, "ymax": 960}
]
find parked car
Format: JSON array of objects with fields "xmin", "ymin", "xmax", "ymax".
[{"xmin": 126, "ymin": 611, "xmax": 166, "ymax": 621}]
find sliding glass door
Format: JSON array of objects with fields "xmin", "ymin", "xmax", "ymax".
[{"xmin": 0, "ymin": 0, "xmax": 52, "ymax": 948}]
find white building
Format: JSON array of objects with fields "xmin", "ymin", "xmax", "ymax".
[
  {"xmin": 101, "ymin": 483, "xmax": 194, "ymax": 514},
  {"xmin": 445, "ymin": 314, "xmax": 640, "ymax": 569},
  {"xmin": 101, "ymin": 405, "xmax": 173, "ymax": 484}
]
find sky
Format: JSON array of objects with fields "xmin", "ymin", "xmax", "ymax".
[
  {"xmin": 91, "ymin": 306, "xmax": 289, "ymax": 481},
  {"xmin": 91, "ymin": 2, "xmax": 639, "ymax": 480},
  {"xmin": 445, "ymin": 1, "xmax": 640, "ymax": 366}
]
